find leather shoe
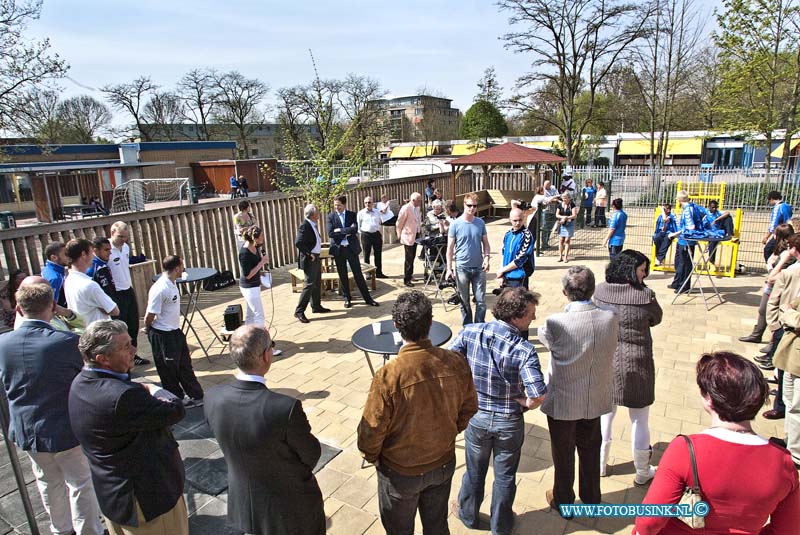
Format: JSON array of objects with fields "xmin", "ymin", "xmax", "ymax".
[
  {"xmin": 403, "ymin": 281, "xmax": 413, "ymax": 287},
  {"xmin": 759, "ymin": 361, "xmax": 775, "ymax": 370},
  {"xmin": 366, "ymin": 300, "xmax": 379, "ymax": 307},
  {"xmin": 376, "ymin": 273, "xmax": 388, "ymax": 279},
  {"xmin": 546, "ymin": 489, "xmax": 573, "ymax": 519},
  {"xmin": 755, "ymin": 354, "xmax": 772, "ymax": 364},
  {"xmin": 344, "ymin": 300, "xmax": 352, "ymax": 308},
  {"xmin": 760, "ymin": 343, "xmax": 774, "ymax": 354},
  {"xmin": 312, "ymin": 307, "xmax": 332, "ymax": 313},
  {"xmin": 770, "ymin": 388, "xmax": 779, "ymax": 396},
  {"xmin": 294, "ymin": 312, "xmax": 310, "ymax": 324},
  {"xmin": 739, "ymin": 334, "xmax": 762, "ymax": 343},
  {"xmin": 763, "ymin": 409, "xmax": 785, "ymax": 420}
]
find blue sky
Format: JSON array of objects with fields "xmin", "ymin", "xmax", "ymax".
[{"xmin": 29, "ymin": 0, "xmax": 719, "ymax": 125}]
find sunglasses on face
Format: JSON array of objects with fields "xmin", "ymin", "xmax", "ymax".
[{"xmin": 465, "ymin": 204, "xmax": 477, "ymax": 208}]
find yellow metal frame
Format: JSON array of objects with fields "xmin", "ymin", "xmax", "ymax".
[{"xmin": 649, "ymin": 181, "xmax": 741, "ymax": 278}]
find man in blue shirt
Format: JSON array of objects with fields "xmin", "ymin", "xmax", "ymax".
[
  {"xmin": 603, "ymin": 198, "xmax": 627, "ymax": 260},
  {"xmin": 229, "ymin": 175, "xmax": 239, "ymax": 199},
  {"xmin": 87, "ymin": 237, "xmax": 116, "ymax": 298},
  {"xmin": 763, "ymin": 190, "xmax": 792, "ymax": 261},
  {"xmin": 496, "ymin": 208, "xmax": 535, "ymax": 337},
  {"xmin": 579, "ymin": 178, "xmax": 596, "ymax": 229},
  {"xmin": 41, "ymin": 241, "xmax": 74, "ymax": 317},
  {"xmin": 652, "ymin": 203, "xmax": 678, "ymax": 266},
  {"xmin": 450, "ymin": 287, "xmax": 546, "ymax": 535},
  {"xmin": 446, "ymin": 193, "xmax": 491, "ymax": 325},
  {"xmin": 668, "ymin": 190, "xmax": 707, "ymax": 293},
  {"xmin": 704, "ymin": 200, "xmax": 734, "ymax": 264}
]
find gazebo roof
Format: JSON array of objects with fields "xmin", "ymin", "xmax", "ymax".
[{"xmin": 447, "ymin": 142, "xmax": 565, "ymax": 166}]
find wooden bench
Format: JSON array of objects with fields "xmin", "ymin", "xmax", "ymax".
[
  {"xmin": 289, "ymin": 263, "xmax": 377, "ymax": 294},
  {"xmin": 486, "ymin": 189, "xmax": 532, "ymax": 216}
]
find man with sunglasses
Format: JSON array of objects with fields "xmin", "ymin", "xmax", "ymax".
[{"xmin": 446, "ymin": 193, "xmax": 491, "ymax": 325}]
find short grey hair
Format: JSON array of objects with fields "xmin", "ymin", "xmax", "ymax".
[
  {"xmin": 431, "ymin": 199, "xmax": 443, "ymax": 208},
  {"xmin": 229, "ymin": 324, "xmax": 272, "ymax": 372},
  {"xmin": 304, "ymin": 204, "xmax": 317, "ymax": 218},
  {"xmin": 79, "ymin": 320, "xmax": 128, "ymax": 366},
  {"xmin": 562, "ymin": 266, "xmax": 595, "ymax": 302},
  {"xmin": 410, "ymin": 192, "xmax": 422, "ymax": 202}
]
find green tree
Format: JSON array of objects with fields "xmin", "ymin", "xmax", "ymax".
[
  {"xmin": 459, "ymin": 99, "xmax": 508, "ymax": 141},
  {"xmin": 714, "ymin": 0, "xmax": 800, "ymax": 174}
]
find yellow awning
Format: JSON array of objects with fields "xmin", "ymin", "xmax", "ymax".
[
  {"xmin": 389, "ymin": 146, "xmax": 414, "ymax": 158},
  {"xmin": 770, "ymin": 139, "xmax": 800, "ymax": 158},
  {"xmin": 521, "ymin": 141, "xmax": 553, "ymax": 149},
  {"xmin": 410, "ymin": 145, "xmax": 436, "ymax": 157},
  {"xmin": 618, "ymin": 138, "xmax": 702, "ymax": 156},
  {"xmin": 451, "ymin": 143, "xmax": 486, "ymax": 155}
]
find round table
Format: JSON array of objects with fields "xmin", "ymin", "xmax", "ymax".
[{"xmin": 352, "ymin": 320, "xmax": 452, "ymax": 376}]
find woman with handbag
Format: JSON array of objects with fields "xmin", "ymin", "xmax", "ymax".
[
  {"xmin": 595, "ymin": 250, "xmax": 662, "ymax": 486},
  {"xmin": 634, "ymin": 351, "xmax": 799, "ymax": 534},
  {"xmin": 239, "ymin": 226, "xmax": 282, "ymax": 356}
]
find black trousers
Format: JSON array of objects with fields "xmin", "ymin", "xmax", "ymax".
[
  {"xmin": 764, "ymin": 237, "xmax": 776, "ymax": 263},
  {"xmin": 113, "ymin": 287, "xmax": 140, "ymax": 349},
  {"xmin": 361, "ymin": 231, "xmax": 383, "ymax": 274},
  {"xmin": 673, "ymin": 244, "xmax": 695, "ymax": 289},
  {"xmin": 652, "ymin": 232, "xmax": 673, "ymax": 262},
  {"xmin": 147, "ymin": 328, "xmax": 204, "ymax": 400},
  {"xmin": 547, "ymin": 416, "xmax": 601, "ymax": 505},
  {"xmin": 295, "ymin": 256, "xmax": 322, "ymax": 314},
  {"xmin": 333, "ymin": 248, "xmax": 372, "ymax": 301},
  {"xmin": 403, "ymin": 244, "xmax": 417, "ymax": 284}
]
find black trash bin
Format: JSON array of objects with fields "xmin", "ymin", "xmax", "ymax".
[
  {"xmin": 0, "ymin": 211, "xmax": 16, "ymax": 229},
  {"xmin": 189, "ymin": 186, "xmax": 199, "ymax": 205}
]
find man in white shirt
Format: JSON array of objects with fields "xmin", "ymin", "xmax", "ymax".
[
  {"xmin": 145, "ymin": 255, "xmax": 204, "ymax": 408},
  {"xmin": 357, "ymin": 196, "xmax": 387, "ymax": 279},
  {"xmin": 376, "ymin": 194, "xmax": 396, "ymax": 226},
  {"xmin": 64, "ymin": 239, "xmax": 119, "ymax": 326},
  {"xmin": 108, "ymin": 222, "xmax": 149, "ymax": 366}
]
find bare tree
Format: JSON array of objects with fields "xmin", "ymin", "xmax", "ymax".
[
  {"xmin": 101, "ymin": 76, "xmax": 157, "ymax": 140},
  {"xmin": 500, "ymin": 0, "xmax": 652, "ymax": 164},
  {"xmin": 0, "ymin": 0, "xmax": 68, "ymax": 135},
  {"xmin": 338, "ymin": 74, "xmax": 386, "ymax": 160},
  {"xmin": 277, "ymin": 78, "xmax": 341, "ymax": 154},
  {"xmin": 177, "ymin": 68, "xmax": 217, "ymax": 140},
  {"xmin": 56, "ymin": 94, "xmax": 112, "ymax": 143},
  {"xmin": 143, "ymin": 90, "xmax": 185, "ymax": 140},
  {"xmin": 7, "ymin": 86, "xmax": 62, "ymax": 141},
  {"xmin": 211, "ymin": 70, "xmax": 270, "ymax": 158},
  {"xmin": 629, "ymin": 0, "xmax": 704, "ymax": 166},
  {"xmin": 687, "ymin": 42, "xmax": 721, "ymax": 128}
]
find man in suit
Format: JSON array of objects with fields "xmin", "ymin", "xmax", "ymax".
[
  {"xmin": 205, "ymin": 324, "xmax": 324, "ymax": 535},
  {"xmin": 294, "ymin": 203, "xmax": 331, "ymax": 323},
  {"xmin": 327, "ymin": 195, "xmax": 379, "ymax": 308},
  {"xmin": 395, "ymin": 192, "xmax": 422, "ymax": 287},
  {"xmin": 538, "ymin": 266, "xmax": 618, "ymax": 515},
  {"xmin": 69, "ymin": 320, "xmax": 188, "ymax": 534},
  {"xmin": 0, "ymin": 282, "xmax": 104, "ymax": 535}
]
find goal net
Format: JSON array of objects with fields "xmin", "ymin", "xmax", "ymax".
[{"xmin": 111, "ymin": 178, "xmax": 190, "ymax": 213}]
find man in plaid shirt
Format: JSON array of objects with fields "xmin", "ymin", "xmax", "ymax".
[{"xmin": 449, "ymin": 287, "xmax": 546, "ymax": 535}]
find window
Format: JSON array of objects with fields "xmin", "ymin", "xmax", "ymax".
[{"xmin": 251, "ymin": 149, "xmax": 259, "ymax": 156}]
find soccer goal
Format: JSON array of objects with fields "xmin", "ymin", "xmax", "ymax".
[{"xmin": 111, "ymin": 178, "xmax": 190, "ymax": 213}]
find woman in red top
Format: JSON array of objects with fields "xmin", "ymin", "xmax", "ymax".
[{"xmin": 634, "ymin": 351, "xmax": 799, "ymax": 534}]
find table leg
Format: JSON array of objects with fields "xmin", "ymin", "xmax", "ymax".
[{"xmin": 364, "ymin": 351, "xmax": 375, "ymax": 377}]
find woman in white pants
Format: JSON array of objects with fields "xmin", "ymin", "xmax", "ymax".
[
  {"xmin": 593, "ymin": 250, "xmax": 663, "ymax": 486},
  {"xmin": 238, "ymin": 226, "xmax": 281, "ymax": 355}
]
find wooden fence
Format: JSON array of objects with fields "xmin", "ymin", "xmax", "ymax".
[{"xmin": 2, "ymin": 170, "xmax": 510, "ymax": 280}]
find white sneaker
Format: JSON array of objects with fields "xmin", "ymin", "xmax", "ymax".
[{"xmin": 272, "ymin": 348, "xmax": 283, "ymax": 357}]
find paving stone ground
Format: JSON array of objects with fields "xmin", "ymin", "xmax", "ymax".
[{"xmin": 0, "ymin": 217, "xmax": 783, "ymax": 534}]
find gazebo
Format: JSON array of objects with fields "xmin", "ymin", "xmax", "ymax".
[{"xmin": 447, "ymin": 142, "xmax": 566, "ymax": 195}]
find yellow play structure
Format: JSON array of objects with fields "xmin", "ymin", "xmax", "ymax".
[{"xmin": 650, "ymin": 181, "xmax": 742, "ymax": 278}]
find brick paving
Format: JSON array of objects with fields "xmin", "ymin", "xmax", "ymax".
[{"xmin": 0, "ymin": 217, "xmax": 782, "ymax": 534}]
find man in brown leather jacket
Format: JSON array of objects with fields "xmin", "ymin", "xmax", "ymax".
[{"xmin": 358, "ymin": 290, "xmax": 477, "ymax": 535}]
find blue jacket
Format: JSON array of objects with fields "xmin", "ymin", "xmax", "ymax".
[
  {"xmin": 501, "ymin": 227, "xmax": 534, "ymax": 280},
  {"xmin": 41, "ymin": 260, "xmax": 66, "ymax": 306},
  {"xmin": 654, "ymin": 213, "xmax": 678, "ymax": 234},
  {"xmin": 769, "ymin": 201, "xmax": 793, "ymax": 233},
  {"xmin": 677, "ymin": 203, "xmax": 708, "ymax": 245},
  {"xmin": 0, "ymin": 320, "xmax": 82, "ymax": 452}
]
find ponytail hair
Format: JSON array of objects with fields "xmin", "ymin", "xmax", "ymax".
[{"xmin": 242, "ymin": 225, "xmax": 262, "ymax": 244}]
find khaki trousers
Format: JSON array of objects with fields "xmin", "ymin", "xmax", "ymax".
[
  {"xmin": 105, "ymin": 496, "xmax": 188, "ymax": 535},
  {"xmin": 784, "ymin": 372, "xmax": 800, "ymax": 466}
]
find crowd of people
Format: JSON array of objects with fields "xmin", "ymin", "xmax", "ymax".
[{"xmin": 2, "ymin": 178, "xmax": 800, "ymax": 535}]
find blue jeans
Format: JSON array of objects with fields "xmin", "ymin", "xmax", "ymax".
[
  {"xmin": 377, "ymin": 459, "xmax": 455, "ymax": 535},
  {"xmin": 456, "ymin": 410, "xmax": 524, "ymax": 535},
  {"xmin": 608, "ymin": 244, "xmax": 623, "ymax": 260},
  {"xmin": 456, "ymin": 267, "xmax": 486, "ymax": 325}
]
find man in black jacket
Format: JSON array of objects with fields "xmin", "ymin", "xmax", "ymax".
[
  {"xmin": 205, "ymin": 324, "xmax": 325, "ymax": 535},
  {"xmin": 69, "ymin": 320, "xmax": 187, "ymax": 534},
  {"xmin": 327, "ymin": 195, "xmax": 379, "ymax": 308},
  {"xmin": 294, "ymin": 203, "xmax": 331, "ymax": 323},
  {"xmin": 87, "ymin": 236, "xmax": 115, "ymax": 298}
]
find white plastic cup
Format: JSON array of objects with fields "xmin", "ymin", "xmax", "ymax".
[
  {"xmin": 371, "ymin": 322, "xmax": 381, "ymax": 336},
  {"xmin": 392, "ymin": 331, "xmax": 402, "ymax": 345},
  {"xmin": 181, "ymin": 271, "xmax": 188, "ymax": 280}
]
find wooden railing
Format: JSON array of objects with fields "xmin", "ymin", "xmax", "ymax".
[{"xmin": 0, "ymin": 171, "xmax": 466, "ymax": 280}]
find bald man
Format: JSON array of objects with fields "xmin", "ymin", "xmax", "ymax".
[{"xmin": 495, "ymin": 208, "xmax": 535, "ymax": 337}]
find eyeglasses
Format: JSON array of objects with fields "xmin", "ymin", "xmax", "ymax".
[
  {"xmin": 465, "ymin": 204, "xmax": 477, "ymax": 208},
  {"xmin": 365, "ymin": 201, "xmax": 373, "ymax": 204}
]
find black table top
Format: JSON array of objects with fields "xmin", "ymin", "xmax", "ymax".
[
  {"xmin": 152, "ymin": 267, "xmax": 218, "ymax": 284},
  {"xmin": 352, "ymin": 320, "xmax": 452, "ymax": 356}
]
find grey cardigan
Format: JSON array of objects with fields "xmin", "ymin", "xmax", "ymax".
[{"xmin": 538, "ymin": 301, "xmax": 619, "ymax": 421}]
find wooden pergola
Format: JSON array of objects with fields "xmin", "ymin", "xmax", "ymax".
[{"xmin": 447, "ymin": 142, "xmax": 566, "ymax": 194}]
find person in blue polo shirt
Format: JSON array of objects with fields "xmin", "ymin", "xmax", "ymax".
[
  {"xmin": 668, "ymin": 190, "xmax": 708, "ymax": 293},
  {"xmin": 579, "ymin": 178, "xmax": 596, "ymax": 229},
  {"xmin": 763, "ymin": 190, "xmax": 792, "ymax": 261},
  {"xmin": 652, "ymin": 203, "xmax": 678, "ymax": 266},
  {"xmin": 603, "ymin": 198, "xmax": 627, "ymax": 260},
  {"xmin": 229, "ymin": 175, "xmax": 239, "ymax": 199}
]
